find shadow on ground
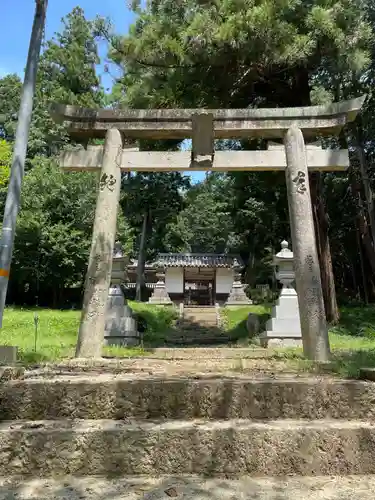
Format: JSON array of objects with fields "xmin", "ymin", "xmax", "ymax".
[
  {"xmin": 140, "ymin": 318, "xmax": 258, "ymax": 348},
  {"xmin": 331, "ymin": 305, "xmax": 375, "ymax": 337},
  {"xmin": 135, "ymin": 309, "xmax": 271, "ymax": 348},
  {"xmin": 318, "ymin": 349, "xmax": 375, "ymax": 379}
]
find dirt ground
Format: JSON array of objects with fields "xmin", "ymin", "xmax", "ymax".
[{"xmin": 0, "ymin": 475, "xmax": 374, "ymax": 500}]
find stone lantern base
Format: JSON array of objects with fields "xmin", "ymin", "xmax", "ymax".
[
  {"xmin": 259, "ymin": 286, "xmax": 302, "ymax": 347},
  {"xmin": 225, "ymin": 273, "xmax": 253, "ymax": 306},
  {"xmin": 149, "ymin": 272, "xmax": 172, "ymax": 305},
  {"xmin": 104, "ymin": 285, "xmax": 139, "ymax": 347},
  {"xmin": 104, "ymin": 243, "xmax": 139, "ymax": 347}
]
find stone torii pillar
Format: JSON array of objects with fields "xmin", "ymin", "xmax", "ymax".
[
  {"xmin": 50, "ymin": 97, "xmax": 365, "ymax": 361},
  {"xmin": 284, "ymin": 129, "xmax": 328, "ymax": 360},
  {"xmin": 76, "ymin": 129, "xmax": 123, "ymax": 358}
]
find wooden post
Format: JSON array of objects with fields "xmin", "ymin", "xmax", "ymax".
[{"xmin": 76, "ymin": 129, "xmax": 122, "ymax": 358}]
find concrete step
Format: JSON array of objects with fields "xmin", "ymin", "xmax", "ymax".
[
  {"xmin": 164, "ymin": 336, "xmax": 231, "ymax": 345},
  {"xmin": 182, "ymin": 316, "xmax": 217, "ymax": 324},
  {"xmin": 2, "ymin": 377, "xmax": 375, "ymax": 420},
  {"xmin": 182, "ymin": 317, "xmax": 217, "ymax": 322},
  {"xmin": 0, "ymin": 419, "xmax": 374, "ymax": 476},
  {"xmin": 169, "ymin": 329, "xmax": 222, "ymax": 336},
  {"xmin": 178, "ymin": 321, "xmax": 218, "ymax": 327},
  {"xmin": 166, "ymin": 333, "xmax": 225, "ymax": 340},
  {"xmin": 142, "ymin": 347, "xmax": 270, "ymax": 359},
  {"xmin": 165, "ymin": 330, "xmax": 227, "ymax": 343},
  {"xmin": 184, "ymin": 308, "xmax": 217, "ymax": 313},
  {"xmin": 1, "ymin": 475, "xmax": 375, "ymax": 499},
  {"xmin": 184, "ymin": 312, "xmax": 217, "ymax": 317}
]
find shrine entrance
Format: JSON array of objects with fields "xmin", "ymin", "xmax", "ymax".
[
  {"xmin": 51, "ymin": 96, "xmax": 365, "ymax": 361},
  {"xmin": 184, "ymin": 268, "xmax": 215, "ymax": 306}
]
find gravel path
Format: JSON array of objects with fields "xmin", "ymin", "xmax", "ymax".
[{"xmin": 21, "ymin": 355, "xmax": 326, "ymax": 381}]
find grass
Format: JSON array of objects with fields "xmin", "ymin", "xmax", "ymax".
[
  {"xmin": 223, "ymin": 304, "xmax": 375, "ymax": 378},
  {"xmin": 130, "ymin": 301, "xmax": 178, "ymax": 345},
  {"xmin": 0, "ymin": 302, "xmax": 177, "ymax": 364},
  {"xmin": 3, "ymin": 303, "xmax": 375, "ymax": 378},
  {"xmin": 222, "ymin": 304, "xmax": 271, "ymax": 343},
  {"xmin": 223, "ymin": 304, "xmax": 375, "ymax": 349}
]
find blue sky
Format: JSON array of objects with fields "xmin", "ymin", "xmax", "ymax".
[
  {"xmin": 0, "ymin": 0, "xmax": 135, "ymax": 78},
  {"xmin": 0, "ymin": 0, "xmax": 204, "ymax": 183}
]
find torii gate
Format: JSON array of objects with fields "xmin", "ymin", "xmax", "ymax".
[{"xmin": 50, "ymin": 96, "xmax": 365, "ymax": 361}]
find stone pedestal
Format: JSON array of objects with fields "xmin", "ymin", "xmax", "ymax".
[
  {"xmin": 104, "ymin": 285, "xmax": 138, "ymax": 347},
  {"xmin": 104, "ymin": 242, "xmax": 139, "ymax": 347},
  {"xmin": 259, "ymin": 241, "xmax": 302, "ymax": 348},
  {"xmin": 149, "ymin": 271, "xmax": 172, "ymax": 305},
  {"xmin": 226, "ymin": 271, "xmax": 252, "ymax": 305},
  {"xmin": 0, "ymin": 346, "xmax": 17, "ymax": 364}
]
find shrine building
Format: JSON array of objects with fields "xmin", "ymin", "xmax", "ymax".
[{"xmin": 126, "ymin": 253, "xmax": 244, "ymax": 306}]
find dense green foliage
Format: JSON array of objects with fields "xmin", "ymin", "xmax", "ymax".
[
  {"xmin": 107, "ymin": 0, "xmax": 375, "ymax": 318},
  {"xmin": 0, "ymin": 7, "xmax": 128, "ymax": 307},
  {"xmin": 1, "ymin": 2, "xmax": 375, "ymax": 311}
]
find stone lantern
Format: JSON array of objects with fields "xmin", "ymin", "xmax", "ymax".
[
  {"xmin": 259, "ymin": 240, "xmax": 302, "ymax": 347},
  {"xmin": 111, "ymin": 241, "xmax": 128, "ymax": 285},
  {"xmin": 104, "ymin": 242, "xmax": 139, "ymax": 347},
  {"xmin": 225, "ymin": 260, "xmax": 252, "ymax": 305},
  {"xmin": 149, "ymin": 268, "xmax": 172, "ymax": 305}
]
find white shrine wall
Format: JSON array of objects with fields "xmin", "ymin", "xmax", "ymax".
[
  {"xmin": 165, "ymin": 267, "xmax": 184, "ymax": 294},
  {"xmin": 215, "ymin": 268, "xmax": 234, "ymax": 294}
]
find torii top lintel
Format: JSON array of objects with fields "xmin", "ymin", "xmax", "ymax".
[{"xmin": 50, "ymin": 96, "xmax": 366, "ymax": 141}]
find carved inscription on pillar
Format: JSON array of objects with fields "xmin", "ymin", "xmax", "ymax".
[
  {"xmin": 305, "ymin": 254, "xmax": 314, "ymax": 272},
  {"xmin": 99, "ymin": 173, "xmax": 117, "ymax": 192},
  {"xmin": 292, "ymin": 171, "xmax": 307, "ymax": 194}
]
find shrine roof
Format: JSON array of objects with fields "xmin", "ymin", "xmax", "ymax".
[{"xmin": 156, "ymin": 253, "xmax": 243, "ymax": 269}]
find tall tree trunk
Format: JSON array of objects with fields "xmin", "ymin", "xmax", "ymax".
[
  {"xmin": 310, "ymin": 174, "xmax": 340, "ymax": 323},
  {"xmin": 356, "ymin": 219, "xmax": 369, "ymax": 304},
  {"xmin": 339, "ymin": 85, "xmax": 375, "ymax": 301},
  {"xmin": 136, "ymin": 211, "xmax": 148, "ymax": 302},
  {"xmin": 292, "ymin": 67, "xmax": 339, "ymax": 323},
  {"xmin": 352, "ymin": 121, "xmax": 375, "ymax": 247},
  {"xmin": 350, "ymin": 177, "xmax": 375, "ymax": 276}
]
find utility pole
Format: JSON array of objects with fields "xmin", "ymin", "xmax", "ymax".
[{"xmin": 0, "ymin": 0, "xmax": 48, "ymax": 327}]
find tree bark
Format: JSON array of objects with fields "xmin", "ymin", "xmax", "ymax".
[
  {"xmin": 310, "ymin": 174, "xmax": 340, "ymax": 323},
  {"xmin": 350, "ymin": 177, "xmax": 375, "ymax": 276},
  {"xmin": 356, "ymin": 219, "xmax": 369, "ymax": 304},
  {"xmin": 352, "ymin": 121, "xmax": 375, "ymax": 247},
  {"xmin": 136, "ymin": 211, "xmax": 148, "ymax": 302}
]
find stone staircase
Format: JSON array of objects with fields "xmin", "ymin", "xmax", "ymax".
[
  {"xmin": 1, "ymin": 357, "xmax": 375, "ymax": 498},
  {"xmin": 167, "ymin": 306, "xmax": 231, "ymax": 345}
]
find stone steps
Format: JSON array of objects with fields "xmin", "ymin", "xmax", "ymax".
[
  {"xmin": 177, "ymin": 321, "xmax": 218, "ymax": 329},
  {"xmin": 1, "ymin": 475, "xmax": 375, "ymax": 500},
  {"xmin": 0, "ymin": 419, "xmax": 375, "ymax": 476},
  {"xmin": 2, "ymin": 475, "xmax": 375, "ymax": 499},
  {"xmin": 2, "ymin": 360, "xmax": 375, "ymax": 483},
  {"xmin": 164, "ymin": 336, "xmax": 231, "ymax": 346},
  {"xmin": 184, "ymin": 307, "xmax": 217, "ymax": 313},
  {"xmin": 181, "ymin": 318, "xmax": 218, "ymax": 325},
  {"xmin": 167, "ymin": 306, "xmax": 220, "ymax": 344},
  {"xmin": 166, "ymin": 331, "xmax": 228, "ymax": 343},
  {"xmin": 142, "ymin": 347, "xmax": 269, "ymax": 359},
  {"xmin": 1, "ymin": 377, "xmax": 375, "ymax": 421}
]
